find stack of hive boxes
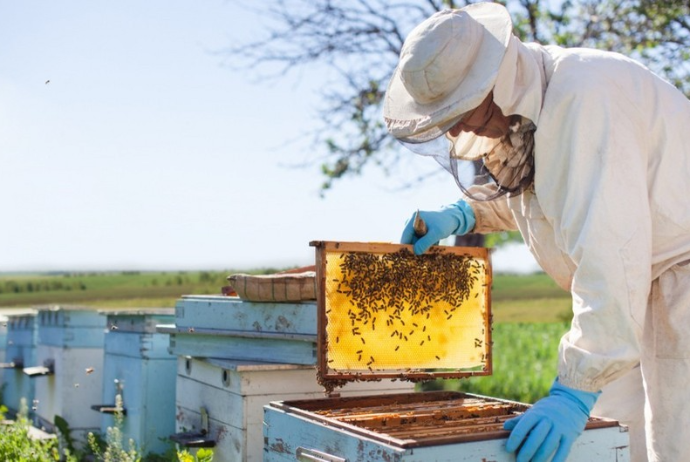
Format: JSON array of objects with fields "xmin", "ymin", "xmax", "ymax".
[
  {"xmin": 1, "ymin": 309, "xmax": 38, "ymax": 420},
  {"xmin": 25, "ymin": 306, "xmax": 106, "ymax": 441},
  {"xmin": 158, "ymin": 292, "xmax": 415, "ymax": 462},
  {"xmin": 0, "ymin": 306, "xmax": 178, "ymax": 457},
  {"xmin": 95, "ymin": 309, "xmax": 177, "ymax": 456}
]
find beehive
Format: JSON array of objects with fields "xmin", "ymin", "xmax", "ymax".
[
  {"xmin": 95, "ymin": 309, "xmax": 176, "ymax": 456},
  {"xmin": 263, "ymin": 241, "xmax": 630, "ymax": 461},
  {"xmin": 158, "ymin": 295, "xmax": 317, "ymax": 365},
  {"xmin": 1, "ymin": 311, "xmax": 38, "ymax": 418},
  {"xmin": 264, "ymin": 391, "xmax": 630, "ymax": 461},
  {"xmin": 27, "ymin": 306, "xmax": 106, "ymax": 443},
  {"xmin": 174, "ymin": 357, "xmax": 414, "ymax": 462},
  {"xmin": 161, "ymin": 286, "xmax": 422, "ymax": 462}
]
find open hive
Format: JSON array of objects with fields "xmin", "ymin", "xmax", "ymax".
[
  {"xmin": 270, "ymin": 391, "xmax": 527, "ymax": 447},
  {"xmin": 310, "ymin": 241, "xmax": 492, "ymax": 391},
  {"xmin": 268, "ymin": 390, "xmax": 622, "ymax": 452},
  {"xmin": 264, "ymin": 242, "xmax": 629, "ymax": 461}
]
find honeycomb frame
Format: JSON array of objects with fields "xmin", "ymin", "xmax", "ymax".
[{"xmin": 310, "ymin": 241, "xmax": 493, "ymax": 385}]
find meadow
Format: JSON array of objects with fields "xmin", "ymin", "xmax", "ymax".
[
  {"xmin": 0, "ymin": 269, "xmax": 573, "ymax": 459},
  {"xmin": 0, "ymin": 270, "xmax": 572, "ymax": 403},
  {"xmin": 423, "ymin": 322, "xmax": 569, "ymax": 403},
  {"xmin": 0, "ymin": 270, "xmax": 263, "ymax": 309}
]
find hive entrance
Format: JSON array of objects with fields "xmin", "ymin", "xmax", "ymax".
[{"xmin": 310, "ymin": 241, "xmax": 492, "ymax": 389}]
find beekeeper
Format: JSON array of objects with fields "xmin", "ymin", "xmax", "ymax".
[{"xmin": 384, "ymin": 3, "xmax": 690, "ymax": 462}]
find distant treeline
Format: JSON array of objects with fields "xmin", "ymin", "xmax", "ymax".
[
  {"xmin": 0, "ymin": 270, "xmax": 274, "ymax": 297},
  {"xmin": 0, "ymin": 279, "xmax": 87, "ymax": 294},
  {"xmin": 0, "ymin": 267, "xmax": 345, "ymax": 308}
]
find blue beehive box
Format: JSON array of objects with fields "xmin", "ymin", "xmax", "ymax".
[
  {"xmin": 264, "ymin": 392, "xmax": 631, "ymax": 461},
  {"xmin": 0, "ymin": 314, "xmax": 8, "ymax": 365},
  {"xmin": 158, "ymin": 295, "xmax": 317, "ymax": 364},
  {"xmin": 94, "ymin": 309, "xmax": 176, "ymax": 456},
  {"xmin": 173, "ymin": 356, "xmax": 414, "ymax": 462},
  {"xmin": 26, "ymin": 306, "xmax": 106, "ymax": 443},
  {"xmin": 1, "ymin": 310, "xmax": 38, "ymax": 418},
  {"xmin": 0, "ymin": 313, "xmax": 9, "ymax": 391},
  {"xmin": 163, "ymin": 292, "xmax": 415, "ymax": 462}
]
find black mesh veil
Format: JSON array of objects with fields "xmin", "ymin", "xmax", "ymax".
[{"xmin": 401, "ymin": 116, "xmax": 536, "ymax": 201}]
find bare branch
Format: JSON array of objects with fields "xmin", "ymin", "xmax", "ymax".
[{"xmin": 223, "ymin": 0, "xmax": 690, "ymax": 193}]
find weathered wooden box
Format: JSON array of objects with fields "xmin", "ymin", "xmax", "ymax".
[
  {"xmin": 27, "ymin": 306, "xmax": 106, "ymax": 442},
  {"xmin": 174, "ymin": 357, "xmax": 414, "ymax": 462},
  {"xmin": 264, "ymin": 391, "xmax": 630, "ymax": 461},
  {"xmin": 95, "ymin": 309, "xmax": 176, "ymax": 456},
  {"xmin": 159, "ymin": 295, "xmax": 317, "ymax": 364}
]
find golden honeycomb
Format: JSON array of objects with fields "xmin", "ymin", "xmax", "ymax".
[{"xmin": 312, "ymin": 241, "xmax": 492, "ymax": 381}]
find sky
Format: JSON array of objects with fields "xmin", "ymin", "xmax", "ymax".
[{"xmin": 0, "ymin": 0, "xmax": 540, "ymax": 274}]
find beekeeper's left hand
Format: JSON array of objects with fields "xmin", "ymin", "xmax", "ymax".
[{"xmin": 503, "ymin": 379, "xmax": 600, "ymax": 462}]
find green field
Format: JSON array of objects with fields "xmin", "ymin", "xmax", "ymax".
[
  {"xmin": 0, "ymin": 270, "xmax": 572, "ymax": 403},
  {"xmin": 0, "ymin": 271, "xmax": 572, "ymax": 320},
  {"xmin": 421, "ymin": 322, "xmax": 568, "ymax": 402},
  {"xmin": 0, "ymin": 269, "xmax": 272, "ymax": 309}
]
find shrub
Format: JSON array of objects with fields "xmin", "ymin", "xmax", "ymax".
[{"xmin": 0, "ymin": 399, "xmax": 77, "ymax": 462}]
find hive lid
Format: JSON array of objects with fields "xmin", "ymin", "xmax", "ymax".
[{"xmin": 310, "ymin": 241, "xmax": 492, "ymax": 390}]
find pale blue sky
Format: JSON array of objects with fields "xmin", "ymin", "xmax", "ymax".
[{"xmin": 0, "ymin": 0, "xmax": 539, "ymax": 273}]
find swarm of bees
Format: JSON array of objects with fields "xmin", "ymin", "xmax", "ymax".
[
  {"xmin": 319, "ymin": 246, "xmax": 488, "ymax": 393},
  {"xmin": 334, "ymin": 247, "xmax": 482, "ymax": 322}
]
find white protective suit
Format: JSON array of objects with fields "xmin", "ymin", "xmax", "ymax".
[{"xmin": 466, "ymin": 36, "xmax": 690, "ymax": 461}]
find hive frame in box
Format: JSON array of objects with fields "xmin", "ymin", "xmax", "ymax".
[
  {"xmin": 310, "ymin": 241, "xmax": 493, "ymax": 387},
  {"xmin": 264, "ymin": 391, "xmax": 630, "ymax": 462},
  {"xmin": 269, "ymin": 391, "xmax": 529, "ymax": 448}
]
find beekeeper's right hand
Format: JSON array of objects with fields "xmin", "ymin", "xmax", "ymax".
[
  {"xmin": 400, "ymin": 200, "xmax": 476, "ymax": 255},
  {"xmin": 503, "ymin": 379, "xmax": 600, "ymax": 462}
]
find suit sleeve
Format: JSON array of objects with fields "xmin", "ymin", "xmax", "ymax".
[
  {"xmin": 535, "ymin": 67, "xmax": 650, "ymax": 392},
  {"xmin": 464, "ymin": 184, "xmax": 519, "ymax": 233}
]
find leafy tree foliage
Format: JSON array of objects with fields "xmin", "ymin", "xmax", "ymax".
[{"xmin": 228, "ymin": 0, "xmax": 690, "ymax": 191}]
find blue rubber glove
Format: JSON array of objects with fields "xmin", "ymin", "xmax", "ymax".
[
  {"xmin": 503, "ymin": 379, "xmax": 600, "ymax": 462},
  {"xmin": 400, "ymin": 200, "xmax": 475, "ymax": 255}
]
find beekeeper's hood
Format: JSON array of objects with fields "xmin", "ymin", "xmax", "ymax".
[{"xmin": 384, "ymin": 2, "xmax": 544, "ymax": 194}]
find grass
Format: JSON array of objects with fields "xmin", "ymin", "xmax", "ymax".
[
  {"xmin": 0, "ymin": 270, "xmax": 575, "ymax": 462},
  {"xmin": 493, "ymin": 297, "xmax": 572, "ymax": 323},
  {"xmin": 421, "ymin": 322, "xmax": 568, "ymax": 403},
  {"xmin": 419, "ymin": 273, "xmax": 572, "ymax": 402},
  {"xmin": 0, "ymin": 270, "xmax": 571, "ymax": 310},
  {"xmin": 0, "ymin": 269, "xmax": 573, "ymax": 405},
  {"xmin": 491, "ymin": 273, "xmax": 569, "ymax": 301},
  {"xmin": 0, "ymin": 269, "xmax": 281, "ymax": 308}
]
